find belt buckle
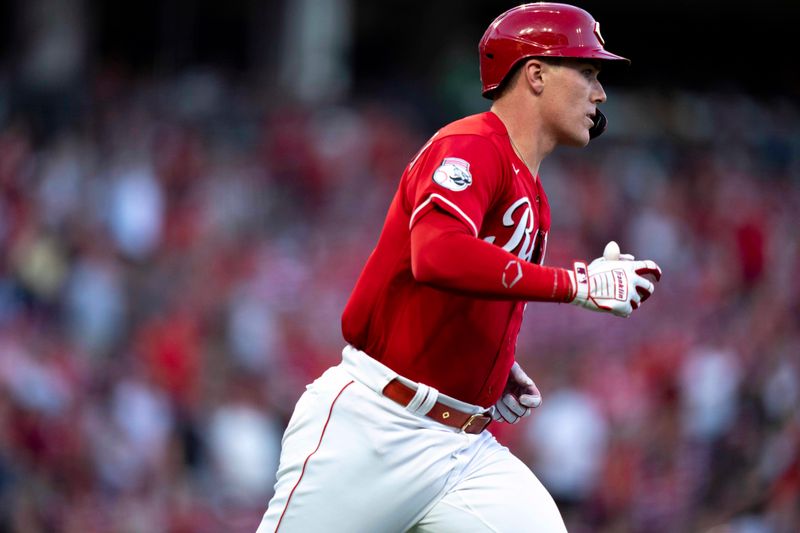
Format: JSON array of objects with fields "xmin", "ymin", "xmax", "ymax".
[{"xmin": 460, "ymin": 413, "xmax": 490, "ymax": 433}]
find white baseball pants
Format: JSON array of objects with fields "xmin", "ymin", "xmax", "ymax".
[{"xmin": 256, "ymin": 346, "xmax": 566, "ymax": 532}]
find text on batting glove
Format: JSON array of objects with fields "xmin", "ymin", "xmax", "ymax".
[{"xmin": 568, "ymin": 258, "xmax": 662, "ymax": 318}]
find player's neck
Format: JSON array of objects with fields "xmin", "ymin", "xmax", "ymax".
[{"xmin": 490, "ymin": 98, "xmax": 555, "ymax": 176}]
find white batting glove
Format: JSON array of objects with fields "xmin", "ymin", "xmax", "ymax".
[
  {"xmin": 568, "ymin": 241, "xmax": 662, "ymax": 318},
  {"xmin": 492, "ymin": 362, "xmax": 542, "ymax": 424}
]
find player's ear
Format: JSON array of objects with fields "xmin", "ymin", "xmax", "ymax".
[{"xmin": 522, "ymin": 59, "xmax": 545, "ymax": 95}]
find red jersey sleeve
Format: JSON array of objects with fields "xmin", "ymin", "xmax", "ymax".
[
  {"xmin": 410, "ymin": 206, "xmax": 574, "ymax": 302},
  {"xmin": 406, "ymin": 134, "xmax": 504, "ymax": 237}
]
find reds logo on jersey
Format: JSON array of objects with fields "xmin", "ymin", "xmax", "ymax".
[{"xmin": 484, "ymin": 197, "xmax": 547, "ymax": 264}]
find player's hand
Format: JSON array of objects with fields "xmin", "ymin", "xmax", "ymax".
[
  {"xmin": 492, "ymin": 362, "xmax": 542, "ymax": 424},
  {"xmin": 569, "ymin": 241, "xmax": 662, "ymax": 318}
]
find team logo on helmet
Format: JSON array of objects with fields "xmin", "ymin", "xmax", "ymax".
[
  {"xmin": 432, "ymin": 157, "xmax": 473, "ymax": 192},
  {"xmin": 593, "ymin": 22, "xmax": 605, "ymax": 46}
]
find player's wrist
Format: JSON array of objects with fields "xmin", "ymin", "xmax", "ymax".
[{"xmin": 563, "ymin": 268, "xmax": 577, "ymax": 303}]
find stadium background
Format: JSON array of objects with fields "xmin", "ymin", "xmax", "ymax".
[{"xmin": 0, "ymin": 0, "xmax": 798, "ymax": 531}]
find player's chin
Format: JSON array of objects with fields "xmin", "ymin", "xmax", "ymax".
[{"xmin": 563, "ymin": 130, "xmax": 591, "ymax": 147}]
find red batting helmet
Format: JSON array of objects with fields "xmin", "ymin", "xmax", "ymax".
[{"xmin": 479, "ymin": 3, "xmax": 629, "ymax": 99}]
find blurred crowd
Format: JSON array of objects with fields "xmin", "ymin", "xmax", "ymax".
[{"xmin": 0, "ymin": 66, "xmax": 798, "ymax": 533}]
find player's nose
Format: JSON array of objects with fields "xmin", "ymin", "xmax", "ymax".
[{"xmin": 592, "ymin": 81, "xmax": 607, "ymax": 104}]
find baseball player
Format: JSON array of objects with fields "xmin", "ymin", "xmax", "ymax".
[{"xmin": 257, "ymin": 3, "xmax": 662, "ymax": 532}]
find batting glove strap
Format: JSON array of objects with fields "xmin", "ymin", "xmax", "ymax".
[
  {"xmin": 569, "ymin": 261, "xmax": 590, "ymax": 304},
  {"xmin": 569, "ymin": 259, "xmax": 660, "ymax": 318}
]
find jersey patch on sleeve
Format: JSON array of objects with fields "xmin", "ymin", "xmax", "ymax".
[{"xmin": 432, "ymin": 157, "xmax": 473, "ymax": 192}]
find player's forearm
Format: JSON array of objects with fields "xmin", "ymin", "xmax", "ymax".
[{"xmin": 410, "ymin": 211, "xmax": 573, "ymax": 302}]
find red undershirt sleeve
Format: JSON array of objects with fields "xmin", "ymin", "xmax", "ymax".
[{"xmin": 410, "ymin": 206, "xmax": 575, "ymax": 302}]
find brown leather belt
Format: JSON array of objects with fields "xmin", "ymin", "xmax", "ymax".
[{"xmin": 382, "ymin": 379, "xmax": 492, "ymax": 434}]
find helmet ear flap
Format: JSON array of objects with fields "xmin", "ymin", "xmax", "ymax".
[{"xmin": 589, "ymin": 109, "xmax": 607, "ymax": 139}]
